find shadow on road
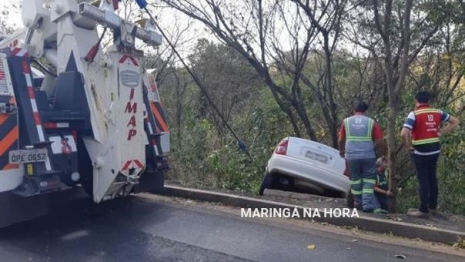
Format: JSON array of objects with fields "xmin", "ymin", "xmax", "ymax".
[{"xmin": 0, "ymin": 190, "xmax": 173, "ymax": 262}]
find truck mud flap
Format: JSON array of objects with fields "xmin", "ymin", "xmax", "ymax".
[
  {"xmin": 0, "ymin": 187, "xmax": 91, "ymax": 229},
  {"xmin": 132, "ymin": 170, "xmax": 165, "ymax": 194},
  {"xmin": 0, "ymin": 192, "xmax": 49, "ymax": 229}
]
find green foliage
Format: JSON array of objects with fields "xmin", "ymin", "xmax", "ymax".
[
  {"xmin": 166, "ymin": 86, "xmax": 286, "ymax": 194},
  {"xmin": 155, "ymin": 20, "xmax": 465, "ymax": 215},
  {"xmin": 435, "ymin": 105, "xmax": 465, "ymax": 215},
  {"xmin": 160, "ymin": 41, "xmax": 465, "ymax": 215},
  {"xmin": 396, "ymin": 178, "xmax": 419, "ymax": 213},
  {"xmin": 160, "ymin": 39, "xmax": 290, "ymax": 193},
  {"xmin": 167, "ymin": 114, "xmax": 212, "ymax": 188},
  {"xmin": 418, "ymin": 0, "xmax": 465, "ymax": 24},
  {"xmin": 205, "ymin": 141, "xmax": 264, "ymax": 192}
]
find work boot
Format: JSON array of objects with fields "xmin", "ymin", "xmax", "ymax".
[
  {"xmin": 374, "ymin": 209, "xmax": 387, "ymax": 214},
  {"xmin": 407, "ymin": 209, "xmax": 428, "ymax": 219},
  {"xmin": 362, "ymin": 204, "xmax": 374, "ymax": 213}
]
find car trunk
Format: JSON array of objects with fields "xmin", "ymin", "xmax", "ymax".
[{"xmin": 285, "ymin": 137, "xmax": 345, "ymax": 177}]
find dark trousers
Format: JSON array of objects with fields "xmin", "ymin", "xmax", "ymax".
[
  {"xmin": 412, "ymin": 153, "xmax": 440, "ymax": 213},
  {"xmin": 374, "ymin": 192, "xmax": 388, "ymax": 211},
  {"xmin": 347, "ymin": 158, "xmax": 377, "ymax": 211}
]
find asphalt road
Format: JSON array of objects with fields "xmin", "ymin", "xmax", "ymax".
[{"xmin": 0, "ymin": 194, "xmax": 463, "ymax": 262}]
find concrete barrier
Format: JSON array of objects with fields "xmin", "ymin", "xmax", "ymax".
[{"xmin": 160, "ymin": 185, "xmax": 465, "ymax": 245}]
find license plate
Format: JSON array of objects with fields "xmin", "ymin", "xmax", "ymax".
[
  {"xmin": 305, "ymin": 150, "xmax": 328, "ymax": 163},
  {"xmin": 9, "ymin": 149, "xmax": 48, "ymax": 164}
]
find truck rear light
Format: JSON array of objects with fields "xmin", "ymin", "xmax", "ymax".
[{"xmin": 275, "ymin": 139, "xmax": 288, "ymax": 155}]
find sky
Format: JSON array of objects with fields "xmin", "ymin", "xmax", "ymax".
[
  {"xmin": 0, "ymin": 0, "xmax": 212, "ymax": 58},
  {"xmin": 0, "ymin": 0, "xmax": 367, "ymax": 63},
  {"xmin": 0, "ymin": 0, "xmax": 21, "ymax": 29}
]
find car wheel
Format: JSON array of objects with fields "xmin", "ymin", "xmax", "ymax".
[
  {"xmin": 346, "ymin": 191, "xmax": 354, "ymax": 208},
  {"xmin": 259, "ymin": 172, "xmax": 272, "ymax": 196}
]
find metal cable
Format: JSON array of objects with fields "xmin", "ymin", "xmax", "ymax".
[{"xmin": 142, "ymin": 7, "xmax": 258, "ymax": 167}]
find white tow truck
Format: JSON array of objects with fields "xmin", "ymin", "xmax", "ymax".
[{"xmin": 0, "ymin": 0, "xmax": 170, "ymax": 228}]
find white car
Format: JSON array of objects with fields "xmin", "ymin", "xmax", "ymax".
[{"xmin": 259, "ymin": 136, "xmax": 351, "ymax": 199}]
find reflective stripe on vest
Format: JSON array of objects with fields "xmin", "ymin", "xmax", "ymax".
[
  {"xmin": 412, "ymin": 138, "xmax": 440, "ymax": 145},
  {"xmin": 414, "ymin": 108, "xmax": 441, "ymax": 114},
  {"xmin": 344, "ymin": 117, "xmax": 373, "ymax": 141},
  {"xmin": 344, "ymin": 115, "xmax": 376, "ymax": 159},
  {"xmin": 412, "ymin": 108, "xmax": 441, "ymax": 145}
]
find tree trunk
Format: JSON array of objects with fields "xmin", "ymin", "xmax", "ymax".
[
  {"xmin": 386, "ymin": 93, "xmax": 399, "ymax": 213},
  {"xmin": 377, "ymin": 0, "xmax": 413, "ymax": 213}
]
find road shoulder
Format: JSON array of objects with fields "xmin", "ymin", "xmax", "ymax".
[{"xmin": 157, "ymin": 183, "xmax": 465, "ymax": 247}]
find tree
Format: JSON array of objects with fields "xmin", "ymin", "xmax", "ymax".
[
  {"xmin": 345, "ymin": 0, "xmax": 459, "ymax": 211},
  {"xmin": 189, "ymin": 38, "xmax": 261, "ymax": 135},
  {"xmin": 160, "ymin": 0, "xmax": 354, "ymax": 147},
  {"xmin": 373, "ymin": 0, "xmax": 413, "ymax": 212},
  {"xmin": 152, "ymin": 0, "xmax": 465, "ymax": 213}
]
